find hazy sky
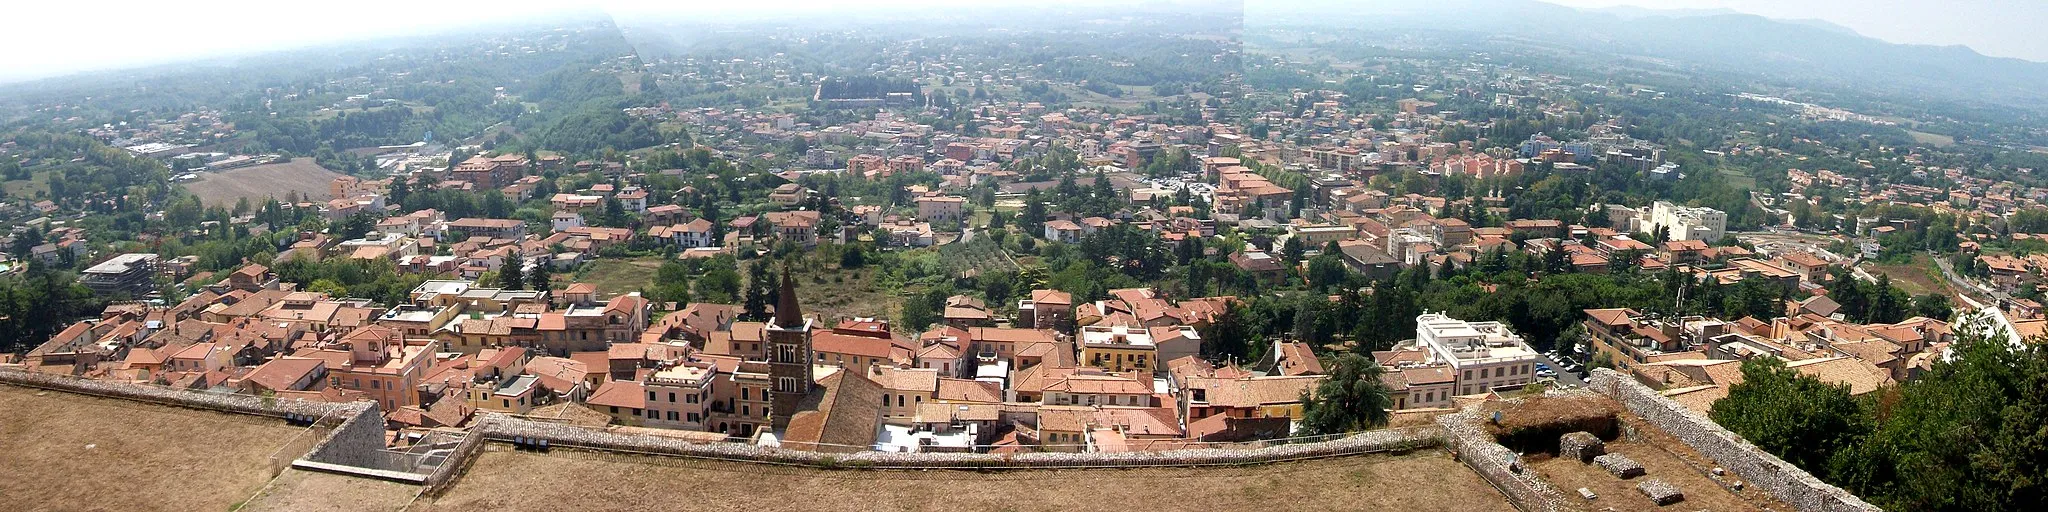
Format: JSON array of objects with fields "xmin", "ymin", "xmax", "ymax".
[
  {"xmin": 1541, "ymin": 0, "xmax": 2048, "ymax": 62},
  {"xmin": 3, "ymin": 0, "xmax": 2043, "ymax": 84}
]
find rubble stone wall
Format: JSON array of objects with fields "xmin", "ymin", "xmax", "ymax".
[
  {"xmin": 1438, "ymin": 411, "xmax": 1578, "ymax": 512},
  {"xmin": 0, "ymin": 368, "xmax": 356, "ymax": 420},
  {"xmin": 1586, "ymin": 369, "xmax": 1881, "ymax": 512}
]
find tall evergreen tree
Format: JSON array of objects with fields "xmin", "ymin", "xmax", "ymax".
[{"xmin": 500, "ymin": 252, "xmax": 525, "ymax": 290}]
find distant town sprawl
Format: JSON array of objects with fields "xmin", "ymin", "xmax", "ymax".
[{"xmin": 3, "ymin": 12, "xmax": 2048, "ymax": 511}]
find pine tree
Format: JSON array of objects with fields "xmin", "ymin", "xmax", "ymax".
[
  {"xmin": 501, "ymin": 252, "xmax": 525, "ymax": 290},
  {"xmin": 528, "ymin": 264, "xmax": 551, "ymax": 292}
]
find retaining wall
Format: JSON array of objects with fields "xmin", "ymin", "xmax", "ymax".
[
  {"xmin": 1438, "ymin": 410, "xmax": 1578, "ymax": 512},
  {"xmin": 475, "ymin": 413, "xmax": 1441, "ymax": 469},
  {"xmin": 0, "ymin": 368, "xmax": 356, "ymax": 420},
  {"xmin": 1586, "ymin": 369, "xmax": 1881, "ymax": 512},
  {"xmin": 300, "ymin": 402, "xmax": 390, "ymax": 467}
]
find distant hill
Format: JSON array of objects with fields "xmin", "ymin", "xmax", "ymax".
[{"xmin": 1248, "ymin": 0, "xmax": 2048, "ymax": 112}]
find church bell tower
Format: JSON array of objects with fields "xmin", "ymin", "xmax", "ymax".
[{"xmin": 766, "ymin": 269, "xmax": 813, "ymax": 430}]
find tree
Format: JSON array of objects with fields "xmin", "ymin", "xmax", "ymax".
[
  {"xmin": 499, "ymin": 252, "xmax": 525, "ymax": 290},
  {"xmin": 1199, "ymin": 303, "xmax": 1255, "ymax": 362},
  {"xmin": 1709, "ymin": 357, "xmax": 1871, "ymax": 482},
  {"xmin": 528, "ymin": 263, "xmax": 552, "ymax": 292},
  {"xmin": 1021, "ymin": 190, "xmax": 1047, "ymax": 238},
  {"xmin": 1910, "ymin": 293, "xmax": 1953, "ymax": 320},
  {"xmin": 1307, "ymin": 253, "xmax": 1349, "ymax": 292},
  {"xmin": 900, "ymin": 286, "xmax": 948, "ymax": 332},
  {"xmin": 696, "ymin": 262, "xmax": 741, "ymax": 303},
  {"xmin": 742, "ymin": 259, "xmax": 776, "ymax": 321},
  {"xmin": 1299, "ymin": 354, "xmax": 1394, "ymax": 435}
]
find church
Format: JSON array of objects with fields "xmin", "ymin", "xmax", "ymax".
[{"xmin": 761, "ymin": 270, "xmax": 886, "ymax": 453}]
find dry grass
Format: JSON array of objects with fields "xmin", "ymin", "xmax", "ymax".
[
  {"xmin": 242, "ymin": 469, "xmax": 419, "ymax": 512},
  {"xmin": 576, "ymin": 256, "xmax": 665, "ymax": 298},
  {"xmin": 1862, "ymin": 253, "xmax": 1955, "ymax": 300},
  {"xmin": 1524, "ymin": 420, "xmax": 1789, "ymax": 511},
  {"xmin": 184, "ymin": 157, "xmax": 344, "ymax": 207},
  {"xmin": 798, "ymin": 266, "xmax": 894, "ymax": 322},
  {"xmin": 420, "ymin": 445, "xmax": 1514, "ymax": 512},
  {"xmin": 0, "ymin": 385, "xmax": 303, "ymax": 512}
]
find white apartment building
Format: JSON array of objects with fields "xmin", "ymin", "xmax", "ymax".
[
  {"xmin": 1415, "ymin": 312, "xmax": 1540, "ymax": 396},
  {"xmin": 1637, "ymin": 201, "xmax": 1727, "ymax": 242}
]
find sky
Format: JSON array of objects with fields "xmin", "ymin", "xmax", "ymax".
[
  {"xmin": 1539, "ymin": 0, "xmax": 2048, "ymax": 63},
  {"xmin": 2, "ymin": 0, "xmax": 2043, "ymax": 83}
]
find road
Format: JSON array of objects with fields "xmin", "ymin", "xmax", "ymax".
[
  {"xmin": 1536, "ymin": 352, "xmax": 1586, "ymax": 388},
  {"xmin": 1930, "ymin": 250, "xmax": 1999, "ymax": 309}
]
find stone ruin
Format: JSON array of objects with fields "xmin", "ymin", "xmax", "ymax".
[
  {"xmin": 1559, "ymin": 431, "xmax": 1604, "ymax": 463},
  {"xmin": 1636, "ymin": 478, "xmax": 1685, "ymax": 506},
  {"xmin": 1594, "ymin": 453, "xmax": 1644, "ymax": 479}
]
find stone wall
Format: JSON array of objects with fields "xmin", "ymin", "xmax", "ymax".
[
  {"xmin": 476, "ymin": 413, "xmax": 1440, "ymax": 469},
  {"xmin": 300, "ymin": 402, "xmax": 394, "ymax": 468},
  {"xmin": 0, "ymin": 368, "xmax": 355, "ymax": 420},
  {"xmin": 1437, "ymin": 410, "xmax": 1578, "ymax": 512},
  {"xmin": 1586, "ymin": 369, "xmax": 1881, "ymax": 512}
]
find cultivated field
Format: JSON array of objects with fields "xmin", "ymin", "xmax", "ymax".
[
  {"xmin": 0, "ymin": 384, "xmax": 306, "ymax": 512},
  {"xmin": 419, "ymin": 445, "xmax": 1514, "ymax": 512},
  {"xmin": 183, "ymin": 157, "xmax": 343, "ymax": 207}
]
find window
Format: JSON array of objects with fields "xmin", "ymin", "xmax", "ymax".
[
  {"xmin": 609, "ymin": 406, "xmax": 619, "ymax": 413},
  {"xmin": 883, "ymin": 394, "xmax": 891, "ymax": 407},
  {"xmin": 669, "ymin": 392, "xmax": 677, "ymax": 403},
  {"xmin": 1463, "ymin": 370, "xmax": 1472, "ymax": 380},
  {"xmin": 370, "ymin": 380, "xmax": 379, "ymax": 390},
  {"xmin": 648, "ymin": 391, "xmax": 657, "ymax": 401},
  {"xmin": 778, "ymin": 376, "xmax": 799, "ymax": 393},
  {"xmin": 741, "ymin": 388, "xmax": 750, "ymax": 400},
  {"xmin": 897, "ymin": 395, "xmax": 905, "ymax": 408},
  {"xmin": 502, "ymin": 399, "xmax": 510, "ymax": 408},
  {"xmin": 667, "ymin": 411, "xmax": 678, "ymax": 421}
]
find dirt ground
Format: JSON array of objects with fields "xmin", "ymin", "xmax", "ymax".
[
  {"xmin": 0, "ymin": 385, "xmax": 304, "ymax": 512},
  {"xmin": 420, "ymin": 445, "xmax": 1516, "ymax": 512},
  {"xmin": 241, "ymin": 469, "xmax": 420, "ymax": 512},
  {"xmin": 1523, "ymin": 417, "xmax": 1791, "ymax": 511},
  {"xmin": 183, "ymin": 157, "xmax": 343, "ymax": 207}
]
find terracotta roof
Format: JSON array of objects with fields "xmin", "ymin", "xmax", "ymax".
[
  {"xmin": 586, "ymin": 380, "xmax": 645, "ymax": 409},
  {"xmin": 1786, "ymin": 356, "xmax": 1893, "ymax": 395},
  {"xmin": 869, "ymin": 367, "xmax": 939, "ymax": 393},
  {"xmin": 935, "ymin": 378, "xmax": 1003, "ymax": 403},
  {"xmin": 242, "ymin": 357, "xmax": 325, "ymax": 392},
  {"xmin": 780, "ymin": 369, "xmax": 886, "ymax": 452}
]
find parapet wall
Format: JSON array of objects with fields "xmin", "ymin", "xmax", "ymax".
[
  {"xmin": 476, "ymin": 414, "xmax": 1441, "ymax": 469},
  {"xmin": 0, "ymin": 367, "xmax": 356, "ymax": 420},
  {"xmin": 1586, "ymin": 369, "xmax": 1881, "ymax": 512},
  {"xmin": 1438, "ymin": 409, "xmax": 1578, "ymax": 512}
]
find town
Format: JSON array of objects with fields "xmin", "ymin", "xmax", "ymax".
[{"xmin": 3, "ymin": 2, "xmax": 2048, "ymax": 511}]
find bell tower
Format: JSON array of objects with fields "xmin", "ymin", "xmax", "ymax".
[{"xmin": 766, "ymin": 269, "xmax": 813, "ymax": 430}]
